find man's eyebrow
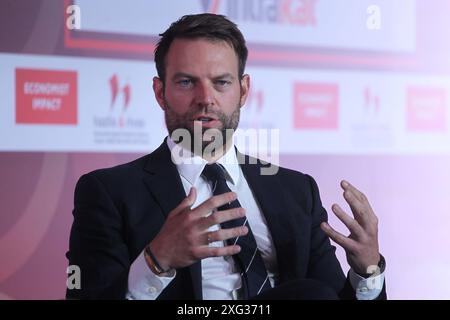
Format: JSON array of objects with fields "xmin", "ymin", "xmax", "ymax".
[
  {"xmin": 172, "ymin": 72, "xmax": 197, "ymax": 80},
  {"xmin": 172, "ymin": 72, "xmax": 235, "ymax": 79},
  {"xmin": 171, "ymin": 72, "xmax": 236, "ymax": 80},
  {"xmin": 213, "ymin": 73, "xmax": 235, "ymax": 80}
]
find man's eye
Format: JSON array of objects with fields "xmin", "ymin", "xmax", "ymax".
[
  {"xmin": 215, "ymin": 80, "xmax": 231, "ymax": 87},
  {"xmin": 177, "ymin": 79, "xmax": 193, "ymax": 87}
]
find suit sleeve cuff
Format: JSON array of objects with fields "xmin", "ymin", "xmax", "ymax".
[
  {"xmin": 348, "ymin": 269, "xmax": 385, "ymax": 300},
  {"xmin": 126, "ymin": 251, "xmax": 176, "ymax": 300}
]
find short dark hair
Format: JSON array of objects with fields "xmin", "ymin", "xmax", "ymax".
[{"xmin": 154, "ymin": 13, "xmax": 248, "ymax": 83}]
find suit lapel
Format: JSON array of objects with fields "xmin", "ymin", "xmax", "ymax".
[
  {"xmin": 143, "ymin": 141, "xmax": 186, "ymax": 217},
  {"xmin": 238, "ymin": 151, "xmax": 299, "ymax": 283},
  {"xmin": 142, "ymin": 140, "xmax": 203, "ymax": 299}
]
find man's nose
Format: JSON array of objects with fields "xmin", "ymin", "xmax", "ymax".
[{"xmin": 194, "ymin": 82, "xmax": 214, "ymax": 107}]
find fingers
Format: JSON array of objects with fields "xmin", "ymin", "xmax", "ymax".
[
  {"xmin": 195, "ymin": 244, "xmax": 242, "ymax": 259},
  {"xmin": 199, "ymin": 207, "xmax": 246, "ymax": 229},
  {"xmin": 194, "ymin": 219, "xmax": 249, "ymax": 260},
  {"xmin": 186, "ymin": 187, "xmax": 197, "ymax": 207},
  {"xmin": 325, "ymin": 181, "xmax": 381, "ymax": 272},
  {"xmin": 205, "ymin": 225, "xmax": 248, "ymax": 244},
  {"xmin": 209, "ymin": 245, "xmax": 242, "ymax": 257},
  {"xmin": 320, "ymin": 222, "xmax": 357, "ymax": 252},
  {"xmin": 191, "ymin": 191, "xmax": 238, "ymax": 218},
  {"xmin": 331, "ymin": 204, "xmax": 365, "ymax": 239},
  {"xmin": 343, "ymin": 187, "xmax": 367, "ymax": 220},
  {"xmin": 341, "ymin": 181, "xmax": 367, "ymax": 215},
  {"xmin": 341, "ymin": 180, "xmax": 378, "ymax": 228},
  {"xmin": 185, "ymin": 220, "xmax": 247, "ymax": 261},
  {"xmin": 341, "ymin": 180, "xmax": 366, "ymax": 202}
]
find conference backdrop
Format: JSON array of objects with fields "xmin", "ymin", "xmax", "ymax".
[{"xmin": 1, "ymin": 0, "xmax": 449, "ymax": 299}]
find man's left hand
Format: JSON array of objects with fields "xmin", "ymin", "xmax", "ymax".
[{"xmin": 320, "ymin": 180, "xmax": 380, "ymax": 275}]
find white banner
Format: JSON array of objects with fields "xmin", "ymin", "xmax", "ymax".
[
  {"xmin": 74, "ymin": 0, "xmax": 416, "ymax": 53},
  {"xmin": 1, "ymin": 53, "xmax": 449, "ymax": 154}
]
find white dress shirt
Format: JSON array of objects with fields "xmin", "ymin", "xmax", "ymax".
[{"xmin": 127, "ymin": 138, "xmax": 384, "ymax": 300}]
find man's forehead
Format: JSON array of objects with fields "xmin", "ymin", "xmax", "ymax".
[
  {"xmin": 165, "ymin": 38, "xmax": 236, "ymax": 61},
  {"xmin": 165, "ymin": 38, "xmax": 239, "ymax": 76}
]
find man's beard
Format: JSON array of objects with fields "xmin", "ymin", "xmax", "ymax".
[{"xmin": 164, "ymin": 100, "xmax": 240, "ymax": 155}]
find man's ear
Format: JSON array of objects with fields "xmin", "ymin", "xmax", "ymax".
[
  {"xmin": 239, "ymin": 74, "xmax": 250, "ymax": 108},
  {"xmin": 153, "ymin": 76, "xmax": 165, "ymax": 110}
]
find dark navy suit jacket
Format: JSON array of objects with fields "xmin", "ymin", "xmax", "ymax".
[{"xmin": 66, "ymin": 140, "xmax": 386, "ymax": 300}]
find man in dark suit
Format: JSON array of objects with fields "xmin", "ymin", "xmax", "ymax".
[{"xmin": 66, "ymin": 13, "xmax": 386, "ymax": 300}]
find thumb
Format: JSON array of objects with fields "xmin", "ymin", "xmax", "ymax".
[
  {"xmin": 170, "ymin": 187, "xmax": 197, "ymax": 216},
  {"xmin": 186, "ymin": 187, "xmax": 197, "ymax": 207}
]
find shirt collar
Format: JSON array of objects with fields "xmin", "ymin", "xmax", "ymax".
[{"xmin": 167, "ymin": 136, "xmax": 240, "ymax": 186}]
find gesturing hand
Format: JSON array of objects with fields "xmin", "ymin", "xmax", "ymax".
[
  {"xmin": 148, "ymin": 187, "xmax": 248, "ymax": 272},
  {"xmin": 320, "ymin": 180, "xmax": 380, "ymax": 275}
]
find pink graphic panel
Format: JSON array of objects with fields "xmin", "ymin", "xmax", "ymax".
[
  {"xmin": 406, "ymin": 87, "xmax": 447, "ymax": 131},
  {"xmin": 293, "ymin": 82, "xmax": 339, "ymax": 129}
]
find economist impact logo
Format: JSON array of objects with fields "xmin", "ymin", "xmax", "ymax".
[
  {"xmin": 15, "ymin": 68, "xmax": 78, "ymax": 125},
  {"xmin": 406, "ymin": 87, "xmax": 447, "ymax": 132},
  {"xmin": 293, "ymin": 82, "xmax": 338, "ymax": 129}
]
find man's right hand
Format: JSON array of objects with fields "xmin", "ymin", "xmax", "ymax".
[{"xmin": 147, "ymin": 187, "xmax": 248, "ymax": 272}]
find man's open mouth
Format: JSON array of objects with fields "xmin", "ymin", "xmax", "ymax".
[{"xmin": 193, "ymin": 116, "xmax": 217, "ymax": 122}]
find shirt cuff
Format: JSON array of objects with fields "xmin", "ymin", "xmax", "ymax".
[
  {"xmin": 126, "ymin": 251, "xmax": 176, "ymax": 300},
  {"xmin": 348, "ymin": 269, "xmax": 385, "ymax": 300}
]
